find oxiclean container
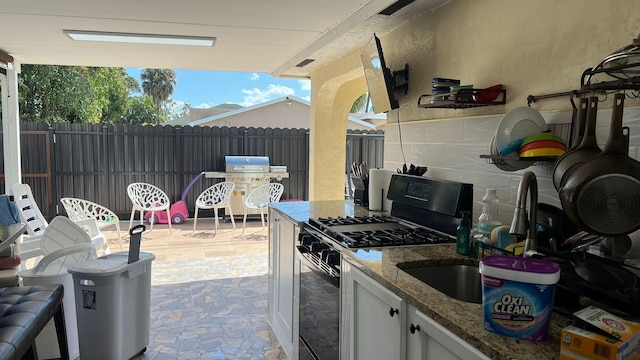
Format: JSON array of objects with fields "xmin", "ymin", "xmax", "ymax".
[{"xmin": 479, "ymin": 255, "xmax": 560, "ymax": 342}]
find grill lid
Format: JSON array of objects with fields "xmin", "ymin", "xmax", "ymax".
[{"xmin": 225, "ymin": 156, "xmax": 270, "ymax": 172}]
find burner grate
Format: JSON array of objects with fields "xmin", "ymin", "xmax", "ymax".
[
  {"xmin": 313, "ymin": 215, "xmax": 398, "ymax": 227},
  {"xmin": 337, "ymin": 227, "xmax": 455, "ymax": 248}
]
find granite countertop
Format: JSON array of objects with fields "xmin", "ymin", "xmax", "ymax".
[
  {"xmin": 270, "ymin": 200, "xmax": 386, "ymax": 224},
  {"xmin": 271, "ymin": 200, "xmax": 569, "ymax": 359},
  {"xmin": 342, "ymin": 245, "xmax": 570, "ymax": 360}
]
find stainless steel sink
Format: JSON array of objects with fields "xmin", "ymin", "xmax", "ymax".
[{"xmin": 400, "ymin": 264, "xmax": 483, "ymax": 303}]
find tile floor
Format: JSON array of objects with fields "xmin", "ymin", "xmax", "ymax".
[{"xmin": 98, "ymin": 217, "xmax": 289, "ymax": 360}]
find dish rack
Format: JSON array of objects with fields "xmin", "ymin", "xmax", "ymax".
[
  {"xmin": 418, "ymin": 88, "xmax": 506, "ymax": 109},
  {"xmin": 480, "ymin": 123, "xmax": 572, "ymax": 165},
  {"xmin": 480, "ymin": 242, "xmax": 515, "ymax": 257}
]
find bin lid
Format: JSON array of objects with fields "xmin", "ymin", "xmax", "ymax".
[{"xmin": 67, "ymin": 251, "xmax": 155, "ymax": 277}]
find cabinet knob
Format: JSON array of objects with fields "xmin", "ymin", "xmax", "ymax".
[
  {"xmin": 389, "ymin": 307, "xmax": 399, "ymax": 317},
  {"xmin": 410, "ymin": 323, "xmax": 421, "ymax": 334}
]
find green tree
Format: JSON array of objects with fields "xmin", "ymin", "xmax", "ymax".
[
  {"xmin": 351, "ymin": 93, "xmax": 370, "ymax": 113},
  {"xmin": 18, "ymin": 65, "xmax": 139, "ymax": 124},
  {"xmin": 120, "ymin": 96, "xmax": 156, "ymax": 125},
  {"xmin": 141, "ymin": 68, "xmax": 176, "ymax": 125},
  {"xmin": 162, "ymin": 99, "xmax": 190, "ymax": 123}
]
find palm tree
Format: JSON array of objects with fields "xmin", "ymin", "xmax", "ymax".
[
  {"xmin": 141, "ymin": 68, "xmax": 176, "ymax": 124},
  {"xmin": 350, "ymin": 93, "xmax": 370, "ymax": 113}
]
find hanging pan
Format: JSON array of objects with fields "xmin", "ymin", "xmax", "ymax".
[
  {"xmin": 552, "ymin": 97, "xmax": 600, "ymax": 191},
  {"xmin": 560, "ymin": 93, "xmax": 640, "ymax": 236},
  {"xmin": 568, "ymin": 96, "xmax": 587, "ymax": 150}
]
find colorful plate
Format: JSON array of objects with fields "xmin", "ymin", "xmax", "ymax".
[
  {"xmin": 520, "ymin": 132, "xmax": 566, "ymax": 147},
  {"xmin": 490, "ymin": 135, "xmax": 534, "ymax": 171},
  {"xmin": 520, "ymin": 148, "xmax": 566, "ymax": 157},
  {"xmin": 495, "ymin": 107, "xmax": 547, "ymax": 152},
  {"xmin": 519, "ymin": 140, "xmax": 567, "ymax": 153}
]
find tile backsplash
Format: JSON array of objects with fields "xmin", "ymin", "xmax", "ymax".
[{"xmin": 384, "ymin": 105, "xmax": 640, "ymax": 227}]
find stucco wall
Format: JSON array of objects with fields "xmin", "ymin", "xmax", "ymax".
[
  {"xmin": 381, "ymin": 0, "xmax": 640, "ymax": 225},
  {"xmin": 310, "ymin": 0, "xmax": 640, "ymax": 213},
  {"xmin": 388, "ymin": 0, "xmax": 640, "ymax": 121}
]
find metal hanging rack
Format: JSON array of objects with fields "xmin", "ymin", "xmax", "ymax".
[{"xmin": 527, "ymin": 62, "xmax": 640, "ymax": 106}]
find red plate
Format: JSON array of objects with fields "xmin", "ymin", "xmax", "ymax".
[{"xmin": 519, "ymin": 140, "xmax": 567, "ymax": 153}]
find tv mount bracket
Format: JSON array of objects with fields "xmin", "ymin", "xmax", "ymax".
[{"xmin": 393, "ymin": 64, "xmax": 409, "ymax": 94}]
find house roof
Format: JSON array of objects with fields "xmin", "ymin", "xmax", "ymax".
[
  {"xmin": 189, "ymin": 96, "xmax": 308, "ymax": 126},
  {"xmin": 188, "ymin": 96, "xmax": 376, "ymax": 130}
]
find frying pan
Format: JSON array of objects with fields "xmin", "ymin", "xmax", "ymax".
[
  {"xmin": 552, "ymin": 97, "xmax": 600, "ymax": 191},
  {"xmin": 560, "ymin": 93, "xmax": 640, "ymax": 236}
]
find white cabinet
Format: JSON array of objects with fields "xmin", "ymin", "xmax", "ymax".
[
  {"xmin": 406, "ymin": 305, "xmax": 491, "ymax": 360},
  {"xmin": 342, "ymin": 257, "xmax": 490, "ymax": 360},
  {"xmin": 341, "ymin": 260, "xmax": 405, "ymax": 360},
  {"xmin": 268, "ymin": 208, "xmax": 299, "ymax": 359}
]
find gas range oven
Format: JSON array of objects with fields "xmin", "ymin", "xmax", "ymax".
[{"xmin": 296, "ymin": 174, "xmax": 473, "ymax": 360}]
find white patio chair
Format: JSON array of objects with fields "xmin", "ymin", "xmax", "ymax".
[
  {"xmin": 193, "ymin": 181, "xmax": 236, "ymax": 233},
  {"xmin": 127, "ymin": 182, "xmax": 173, "ymax": 234},
  {"xmin": 242, "ymin": 183, "xmax": 284, "ymax": 235},
  {"xmin": 10, "ymin": 183, "xmax": 108, "ymax": 267},
  {"xmin": 61, "ymin": 197, "xmax": 124, "ymax": 251}
]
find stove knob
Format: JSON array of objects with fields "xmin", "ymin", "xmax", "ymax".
[
  {"xmin": 311, "ymin": 242, "xmax": 328, "ymax": 253},
  {"xmin": 299, "ymin": 234, "xmax": 316, "ymax": 248},
  {"xmin": 320, "ymin": 249, "xmax": 332, "ymax": 261},
  {"xmin": 326, "ymin": 252, "xmax": 340, "ymax": 266}
]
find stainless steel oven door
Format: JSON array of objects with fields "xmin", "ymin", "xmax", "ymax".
[{"xmin": 296, "ymin": 245, "xmax": 340, "ymax": 360}]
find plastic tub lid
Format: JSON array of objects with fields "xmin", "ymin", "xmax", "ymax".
[
  {"xmin": 480, "ymin": 254, "xmax": 560, "ymax": 285},
  {"xmin": 67, "ymin": 252, "xmax": 155, "ymax": 277}
]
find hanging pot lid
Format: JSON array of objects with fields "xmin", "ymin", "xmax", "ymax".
[{"xmin": 591, "ymin": 33, "xmax": 640, "ymax": 80}]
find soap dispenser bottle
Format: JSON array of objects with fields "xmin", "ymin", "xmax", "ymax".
[
  {"xmin": 478, "ymin": 189, "xmax": 502, "ymax": 235},
  {"xmin": 456, "ymin": 211, "xmax": 471, "ymax": 255}
]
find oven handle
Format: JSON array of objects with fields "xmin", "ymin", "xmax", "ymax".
[{"xmin": 296, "ymin": 246, "xmax": 340, "ymax": 288}]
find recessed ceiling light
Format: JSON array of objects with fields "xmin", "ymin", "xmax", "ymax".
[{"xmin": 63, "ymin": 30, "xmax": 216, "ymax": 47}]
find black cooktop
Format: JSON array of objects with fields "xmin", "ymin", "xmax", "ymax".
[{"xmin": 308, "ymin": 216, "xmax": 455, "ymax": 249}]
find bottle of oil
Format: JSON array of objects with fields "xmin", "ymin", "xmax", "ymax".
[{"xmin": 456, "ymin": 211, "xmax": 471, "ymax": 255}]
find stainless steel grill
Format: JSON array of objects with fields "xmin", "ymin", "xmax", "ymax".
[{"xmin": 205, "ymin": 156, "xmax": 289, "ymax": 218}]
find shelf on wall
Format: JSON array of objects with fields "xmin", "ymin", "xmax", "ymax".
[
  {"xmin": 479, "ymin": 155, "xmax": 559, "ymax": 163},
  {"xmin": 418, "ymin": 88, "xmax": 506, "ymax": 109}
]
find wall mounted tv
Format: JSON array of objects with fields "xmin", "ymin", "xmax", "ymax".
[{"xmin": 360, "ymin": 33, "xmax": 409, "ymax": 114}]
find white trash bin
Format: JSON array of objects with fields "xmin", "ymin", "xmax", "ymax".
[
  {"xmin": 68, "ymin": 251, "xmax": 155, "ymax": 360},
  {"xmin": 19, "ymin": 243, "xmax": 97, "ymax": 360}
]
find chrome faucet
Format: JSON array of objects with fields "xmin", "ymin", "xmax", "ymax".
[{"xmin": 509, "ymin": 171, "xmax": 538, "ymax": 257}]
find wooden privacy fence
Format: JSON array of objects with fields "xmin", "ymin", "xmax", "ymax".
[{"xmin": 1, "ymin": 122, "xmax": 384, "ymax": 220}]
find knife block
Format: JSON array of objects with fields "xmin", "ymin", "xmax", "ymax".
[
  {"xmin": 354, "ymin": 188, "xmax": 368, "ymax": 206},
  {"xmin": 351, "ymin": 176, "xmax": 369, "ymax": 206}
]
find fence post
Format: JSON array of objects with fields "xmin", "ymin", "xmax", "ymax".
[
  {"xmin": 48, "ymin": 126, "xmax": 56, "ymax": 217},
  {"xmin": 101, "ymin": 124, "xmax": 108, "ymax": 206},
  {"xmin": 176, "ymin": 126, "xmax": 184, "ymax": 200},
  {"xmin": 242, "ymin": 128, "xmax": 249, "ymax": 154}
]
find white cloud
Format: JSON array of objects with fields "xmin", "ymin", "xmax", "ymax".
[
  {"xmin": 298, "ymin": 79, "xmax": 311, "ymax": 91},
  {"xmin": 240, "ymin": 84, "xmax": 295, "ymax": 106},
  {"xmin": 193, "ymin": 102, "xmax": 215, "ymax": 109},
  {"xmin": 301, "ymin": 95, "xmax": 311, "ymax": 102},
  {"xmin": 249, "ymin": 73, "xmax": 260, "ymax": 81}
]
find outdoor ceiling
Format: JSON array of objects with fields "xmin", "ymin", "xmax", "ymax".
[{"xmin": 0, "ymin": 0, "xmax": 450, "ymax": 78}]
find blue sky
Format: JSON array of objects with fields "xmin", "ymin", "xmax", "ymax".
[{"xmin": 126, "ymin": 68, "xmax": 311, "ymax": 109}]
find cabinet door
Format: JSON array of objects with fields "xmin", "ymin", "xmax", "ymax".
[
  {"xmin": 268, "ymin": 209, "xmax": 298, "ymax": 359},
  {"xmin": 342, "ymin": 260, "xmax": 405, "ymax": 360},
  {"xmin": 406, "ymin": 305, "xmax": 490, "ymax": 360}
]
